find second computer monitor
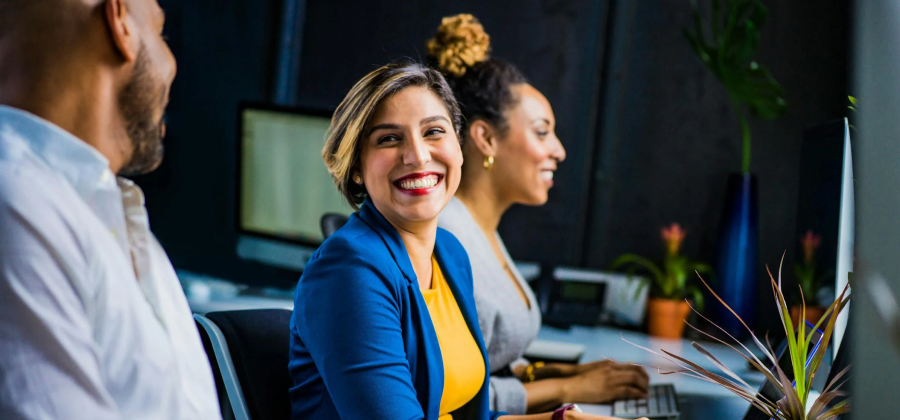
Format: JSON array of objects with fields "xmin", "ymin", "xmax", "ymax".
[{"xmin": 237, "ymin": 104, "xmax": 353, "ymax": 271}]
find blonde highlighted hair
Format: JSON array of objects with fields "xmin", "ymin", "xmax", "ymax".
[{"xmin": 323, "ymin": 62, "xmax": 463, "ymax": 209}]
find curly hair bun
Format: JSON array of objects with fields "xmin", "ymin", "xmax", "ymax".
[{"xmin": 426, "ymin": 13, "xmax": 491, "ymax": 78}]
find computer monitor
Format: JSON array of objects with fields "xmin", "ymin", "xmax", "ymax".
[
  {"xmin": 236, "ymin": 103, "xmax": 353, "ymax": 271},
  {"xmin": 792, "ymin": 118, "xmax": 854, "ymax": 355},
  {"xmin": 833, "ymin": 120, "xmax": 854, "ymax": 355}
]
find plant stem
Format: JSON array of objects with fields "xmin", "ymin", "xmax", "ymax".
[{"xmin": 732, "ymin": 96, "xmax": 752, "ymax": 173}]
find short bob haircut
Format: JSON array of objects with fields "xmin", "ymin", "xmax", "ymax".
[{"xmin": 323, "ymin": 62, "xmax": 463, "ymax": 209}]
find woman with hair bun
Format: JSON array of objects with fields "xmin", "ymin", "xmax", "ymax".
[{"xmin": 432, "ymin": 14, "xmax": 650, "ymax": 415}]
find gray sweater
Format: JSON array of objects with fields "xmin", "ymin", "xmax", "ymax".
[{"xmin": 438, "ymin": 198, "xmax": 542, "ymax": 414}]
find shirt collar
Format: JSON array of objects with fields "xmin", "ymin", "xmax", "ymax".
[{"xmin": 0, "ymin": 105, "xmax": 113, "ymax": 198}]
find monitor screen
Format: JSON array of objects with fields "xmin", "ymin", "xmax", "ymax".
[{"xmin": 239, "ymin": 106, "xmax": 353, "ymax": 246}]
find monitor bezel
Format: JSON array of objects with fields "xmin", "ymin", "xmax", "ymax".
[{"xmin": 235, "ymin": 101, "xmax": 336, "ymax": 249}]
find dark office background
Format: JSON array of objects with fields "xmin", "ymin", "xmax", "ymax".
[{"xmin": 137, "ymin": 0, "xmax": 849, "ymax": 333}]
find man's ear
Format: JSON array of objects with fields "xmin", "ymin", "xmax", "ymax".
[
  {"xmin": 104, "ymin": 0, "xmax": 139, "ymax": 62},
  {"xmin": 467, "ymin": 119, "xmax": 498, "ymax": 158}
]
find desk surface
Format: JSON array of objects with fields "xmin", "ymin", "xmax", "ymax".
[
  {"xmin": 537, "ymin": 325, "xmax": 765, "ymax": 419},
  {"xmin": 188, "ymin": 291, "xmax": 764, "ymax": 419}
]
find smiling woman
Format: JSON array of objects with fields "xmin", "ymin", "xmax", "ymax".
[
  {"xmin": 291, "ymin": 62, "xmax": 497, "ymax": 420},
  {"xmin": 289, "ymin": 62, "xmax": 641, "ymax": 420}
]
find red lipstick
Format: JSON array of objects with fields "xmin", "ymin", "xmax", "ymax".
[{"xmin": 392, "ymin": 172, "xmax": 444, "ymax": 196}]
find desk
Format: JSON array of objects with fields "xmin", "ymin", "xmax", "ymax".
[
  {"xmin": 537, "ymin": 325, "xmax": 766, "ymax": 419},
  {"xmin": 185, "ymin": 281, "xmax": 765, "ymax": 419}
]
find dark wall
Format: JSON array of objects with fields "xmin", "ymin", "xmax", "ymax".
[
  {"xmin": 295, "ymin": 0, "xmax": 611, "ymax": 266},
  {"xmin": 139, "ymin": 0, "xmax": 611, "ymax": 287},
  {"xmin": 581, "ymin": 0, "xmax": 849, "ymax": 332},
  {"xmin": 139, "ymin": 0, "xmax": 288, "ymax": 284},
  {"xmin": 139, "ymin": 0, "xmax": 850, "ymax": 321}
]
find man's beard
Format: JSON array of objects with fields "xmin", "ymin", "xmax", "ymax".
[{"xmin": 118, "ymin": 48, "xmax": 168, "ymax": 176}]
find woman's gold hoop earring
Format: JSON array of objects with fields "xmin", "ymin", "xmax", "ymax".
[
  {"xmin": 353, "ymin": 175, "xmax": 362, "ymax": 184},
  {"xmin": 483, "ymin": 155, "xmax": 494, "ymax": 170}
]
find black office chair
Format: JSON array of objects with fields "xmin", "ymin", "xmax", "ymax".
[
  {"xmin": 195, "ymin": 309, "xmax": 293, "ymax": 420},
  {"xmin": 320, "ymin": 213, "xmax": 349, "ymax": 239}
]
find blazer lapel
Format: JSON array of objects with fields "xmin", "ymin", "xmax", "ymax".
[{"xmin": 357, "ymin": 200, "xmax": 418, "ymax": 284}]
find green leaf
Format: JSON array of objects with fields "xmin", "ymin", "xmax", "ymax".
[
  {"xmin": 631, "ymin": 277, "xmax": 650, "ymax": 302},
  {"xmin": 712, "ymin": 0, "xmax": 722, "ymax": 44},
  {"xmin": 691, "ymin": 262, "xmax": 715, "ymax": 279},
  {"xmin": 611, "ymin": 254, "xmax": 664, "ymax": 296},
  {"xmin": 611, "ymin": 254, "xmax": 663, "ymax": 279},
  {"xmin": 684, "ymin": 0, "xmax": 786, "ymax": 172},
  {"xmin": 686, "ymin": 284, "xmax": 706, "ymax": 312}
]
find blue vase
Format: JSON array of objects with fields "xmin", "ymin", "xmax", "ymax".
[{"xmin": 713, "ymin": 173, "xmax": 759, "ymax": 337}]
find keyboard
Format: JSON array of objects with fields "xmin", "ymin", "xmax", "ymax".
[{"xmin": 613, "ymin": 383, "xmax": 680, "ymax": 419}]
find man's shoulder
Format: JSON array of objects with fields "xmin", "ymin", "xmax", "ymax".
[
  {"xmin": 0, "ymin": 150, "xmax": 93, "ymax": 258},
  {"xmin": 0, "ymin": 154, "xmax": 80, "ymax": 222}
]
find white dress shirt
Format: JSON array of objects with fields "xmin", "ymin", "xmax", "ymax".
[{"xmin": 0, "ymin": 106, "xmax": 222, "ymax": 420}]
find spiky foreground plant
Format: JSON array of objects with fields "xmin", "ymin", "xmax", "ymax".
[{"xmin": 627, "ymin": 258, "xmax": 851, "ymax": 420}]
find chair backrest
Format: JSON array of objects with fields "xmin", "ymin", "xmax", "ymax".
[
  {"xmin": 196, "ymin": 309, "xmax": 293, "ymax": 420},
  {"xmin": 195, "ymin": 318, "xmax": 238, "ymax": 420},
  {"xmin": 320, "ymin": 213, "xmax": 349, "ymax": 239}
]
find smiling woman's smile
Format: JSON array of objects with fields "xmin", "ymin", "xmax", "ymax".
[{"xmin": 394, "ymin": 172, "xmax": 444, "ymax": 195}]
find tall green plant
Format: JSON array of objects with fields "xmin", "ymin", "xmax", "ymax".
[{"xmin": 684, "ymin": 0, "xmax": 788, "ymax": 173}]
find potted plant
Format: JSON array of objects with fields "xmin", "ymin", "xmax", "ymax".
[
  {"xmin": 611, "ymin": 223, "xmax": 713, "ymax": 339},
  {"xmin": 792, "ymin": 230, "xmax": 831, "ymax": 325},
  {"xmin": 633, "ymin": 260, "xmax": 851, "ymax": 420},
  {"xmin": 684, "ymin": 0, "xmax": 788, "ymax": 336}
]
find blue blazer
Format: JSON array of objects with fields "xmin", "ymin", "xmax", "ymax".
[{"xmin": 289, "ymin": 201, "xmax": 505, "ymax": 420}]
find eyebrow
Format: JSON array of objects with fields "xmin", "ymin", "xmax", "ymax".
[
  {"xmin": 421, "ymin": 115, "xmax": 450, "ymax": 125},
  {"xmin": 367, "ymin": 123, "xmax": 401, "ymax": 136},
  {"xmin": 533, "ymin": 118, "xmax": 552, "ymax": 125},
  {"xmin": 367, "ymin": 115, "xmax": 451, "ymax": 136}
]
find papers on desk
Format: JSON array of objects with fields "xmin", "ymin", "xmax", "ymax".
[{"xmin": 524, "ymin": 339, "xmax": 586, "ymax": 364}]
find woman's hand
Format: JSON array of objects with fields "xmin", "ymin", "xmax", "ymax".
[
  {"xmin": 572, "ymin": 360, "xmax": 637, "ymax": 377},
  {"xmin": 517, "ymin": 363, "xmax": 579, "ymax": 380},
  {"xmin": 561, "ymin": 361, "xmax": 650, "ymax": 404}
]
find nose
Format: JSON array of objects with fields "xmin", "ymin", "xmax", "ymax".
[
  {"xmin": 403, "ymin": 135, "xmax": 431, "ymax": 167},
  {"xmin": 550, "ymin": 134, "xmax": 566, "ymax": 163}
]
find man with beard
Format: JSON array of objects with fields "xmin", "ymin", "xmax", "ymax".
[{"xmin": 0, "ymin": 1, "xmax": 221, "ymax": 419}]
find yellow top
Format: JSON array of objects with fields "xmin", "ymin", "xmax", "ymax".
[{"xmin": 421, "ymin": 256, "xmax": 486, "ymax": 420}]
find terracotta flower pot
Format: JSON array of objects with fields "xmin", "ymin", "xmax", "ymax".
[
  {"xmin": 647, "ymin": 298, "xmax": 691, "ymax": 339},
  {"xmin": 790, "ymin": 305, "xmax": 826, "ymax": 326}
]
